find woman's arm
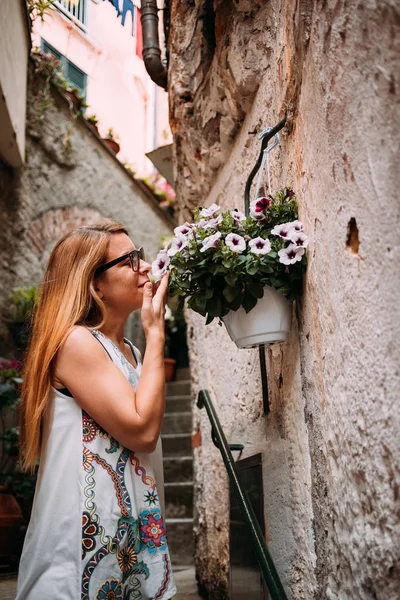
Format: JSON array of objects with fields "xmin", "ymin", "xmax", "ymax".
[{"xmin": 53, "ymin": 275, "xmax": 169, "ymax": 453}]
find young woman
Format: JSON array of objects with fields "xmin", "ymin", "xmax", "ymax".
[{"xmin": 16, "ymin": 220, "xmax": 176, "ymax": 600}]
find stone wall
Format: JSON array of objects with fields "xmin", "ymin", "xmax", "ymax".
[
  {"xmin": 168, "ymin": 1, "xmax": 400, "ymax": 598},
  {"xmin": 0, "ymin": 67, "xmax": 174, "ymax": 356}
]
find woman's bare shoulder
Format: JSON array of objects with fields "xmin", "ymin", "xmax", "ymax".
[{"xmin": 56, "ymin": 326, "xmax": 105, "ymax": 363}]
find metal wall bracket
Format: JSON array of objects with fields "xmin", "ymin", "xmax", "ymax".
[{"xmin": 244, "ymin": 116, "xmax": 287, "ymax": 416}]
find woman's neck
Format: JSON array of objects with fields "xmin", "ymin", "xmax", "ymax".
[{"xmin": 98, "ymin": 316, "xmax": 127, "ymax": 350}]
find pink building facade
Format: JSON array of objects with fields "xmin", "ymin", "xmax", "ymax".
[{"xmin": 32, "ymin": 0, "xmax": 171, "ymax": 176}]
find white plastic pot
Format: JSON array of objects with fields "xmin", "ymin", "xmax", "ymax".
[{"xmin": 222, "ymin": 285, "xmax": 292, "ymax": 348}]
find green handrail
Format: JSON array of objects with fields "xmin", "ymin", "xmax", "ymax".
[{"xmin": 197, "ymin": 389, "xmax": 288, "ymax": 600}]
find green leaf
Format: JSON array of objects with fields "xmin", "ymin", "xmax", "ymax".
[
  {"xmin": 223, "ymin": 285, "xmax": 240, "ymax": 303},
  {"xmin": 206, "ymin": 296, "xmax": 222, "ymax": 317},
  {"xmin": 229, "ymin": 293, "xmax": 243, "ymax": 311},
  {"xmin": 246, "ymin": 262, "xmax": 259, "ymax": 276},
  {"xmin": 224, "ymin": 273, "xmax": 238, "ymax": 287},
  {"xmin": 205, "ymin": 313, "xmax": 215, "ymax": 325},
  {"xmin": 242, "ymin": 293, "xmax": 258, "ymax": 313},
  {"xmin": 188, "ymin": 294, "xmax": 207, "ymax": 317},
  {"xmin": 246, "ymin": 280, "xmax": 264, "ymax": 299}
]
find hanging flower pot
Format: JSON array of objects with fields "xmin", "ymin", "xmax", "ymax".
[
  {"xmin": 148, "ymin": 187, "xmax": 307, "ymax": 348},
  {"xmin": 222, "ymin": 285, "xmax": 292, "ymax": 348}
]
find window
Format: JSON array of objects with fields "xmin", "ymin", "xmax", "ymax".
[
  {"xmin": 53, "ymin": 0, "xmax": 88, "ymax": 31},
  {"xmin": 41, "ymin": 39, "xmax": 87, "ymax": 99}
]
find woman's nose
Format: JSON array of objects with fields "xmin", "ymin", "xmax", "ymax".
[{"xmin": 139, "ymin": 260, "xmax": 152, "ymax": 273}]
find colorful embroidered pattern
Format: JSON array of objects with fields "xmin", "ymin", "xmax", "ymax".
[
  {"xmin": 154, "ymin": 555, "xmax": 172, "ymax": 600},
  {"xmin": 80, "ymin": 331, "xmax": 175, "ymax": 599},
  {"xmin": 139, "ymin": 509, "xmax": 167, "ymax": 554},
  {"xmin": 144, "ymin": 488, "xmax": 158, "ymax": 507},
  {"xmin": 82, "ymin": 511, "xmax": 99, "ymax": 559},
  {"xmin": 130, "ymin": 454, "xmax": 155, "ymax": 488},
  {"xmin": 96, "ymin": 579, "xmax": 123, "ymax": 600}
]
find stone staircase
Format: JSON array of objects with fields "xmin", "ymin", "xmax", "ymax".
[{"xmin": 162, "ymin": 378, "xmax": 194, "ymax": 567}]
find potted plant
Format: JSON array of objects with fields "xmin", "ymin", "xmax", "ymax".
[
  {"xmin": 6, "ymin": 287, "xmax": 38, "ymax": 351},
  {"xmin": 102, "ymin": 128, "xmax": 120, "ymax": 154},
  {"xmin": 86, "ymin": 114, "xmax": 99, "ymax": 135},
  {"xmin": 0, "ymin": 362, "xmax": 32, "ymax": 565},
  {"xmin": 150, "ymin": 188, "xmax": 308, "ymax": 348}
]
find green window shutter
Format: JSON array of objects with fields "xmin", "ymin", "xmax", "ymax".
[
  {"xmin": 66, "ymin": 61, "xmax": 87, "ymax": 98},
  {"xmin": 40, "ymin": 38, "xmax": 87, "ymax": 99}
]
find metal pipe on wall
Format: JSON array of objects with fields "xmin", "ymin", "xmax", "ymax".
[{"xmin": 140, "ymin": 0, "xmax": 168, "ymax": 90}]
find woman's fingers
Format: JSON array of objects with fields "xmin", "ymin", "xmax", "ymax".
[{"xmin": 152, "ymin": 273, "xmax": 169, "ymax": 311}]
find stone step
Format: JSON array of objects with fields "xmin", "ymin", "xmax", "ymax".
[
  {"xmin": 163, "ymin": 456, "xmax": 193, "ymax": 483},
  {"xmin": 162, "ymin": 412, "xmax": 192, "ymax": 435},
  {"xmin": 165, "ymin": 518, "xmax": 194, "ymax": 566},
  {"xmin": 175, "ymin": 367, "xmax": 191, "ymax": 381},
  {"xmin": 165, "ymin": 396, "xmax": 192, "ymax": 414},
  {"xmin": 165, "ymin": 482, "xmax": 194, "ymax": 519},
  {"xmin": 166, "ymin": 380, "xmax": 191, "ymax": 397},
  {"xmin": 162, "ymin": 433, "xmax": 192, "ymax": 456}
]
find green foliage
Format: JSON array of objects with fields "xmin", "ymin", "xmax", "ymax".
[
  {"xmin": 27, "ymin": 0, "xmax": 54, "ymax": 23},
  {"xmin": 165, "ymin": 188, "xmax": 307, "ymax": 324},
  {"xmin": 0, "ymin": 367, "xmax": 37, "ymax": 506},
  {"xmin": 7, "ymin": 287, "xmax": 38, "ymax": 323}
]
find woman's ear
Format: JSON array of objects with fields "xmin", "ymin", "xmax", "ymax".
[{"xmin": 94, "ymin": 284, "xmax": 104, "ymax": 299}]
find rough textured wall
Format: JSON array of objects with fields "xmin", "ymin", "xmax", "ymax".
[
  {"xmin": 0, "ymin": 69, "xmax": 174, "ymax": 356},
  {"xmin": 168, "ymin": 1, "xmax": 400, "ymax": 599}
]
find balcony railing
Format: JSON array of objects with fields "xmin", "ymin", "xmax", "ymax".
[{"xmin": 54, "ymin": 0, "xmax": 88, "ymax": 31}]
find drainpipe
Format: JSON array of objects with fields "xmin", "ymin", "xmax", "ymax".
[{"xmin": 140, "ymin": 0, "xmax": 168, "ymax": 90}]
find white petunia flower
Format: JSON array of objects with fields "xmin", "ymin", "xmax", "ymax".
[
  {"xmin": 290, "ymin": 231, "xmax": 309, "ymax": 248},
  {"xmin": 151, "ymin": 251, "xmax": 170, "ymax": 281},
  {"xmin": 196, "ymin": 218, "xmax": 209, "ymax": 230},
  {"xmin": 231, "ymin": 209, "xmax": 246, "ymax": 223},
  {"xmin": 200, "ymin": 231, "xmax": 222, "ymax": 252},
  {"xmin": 271, "ymin": 223, "xmax": 295, "ymax": 239},
  {"xmin": 174, "ymin": 223, "xmax": 193, "ymax": 237},
  {"xmin": 249, "ymin": 237, "xmax": 271, "ymax": 255},
  {"xmin": 199, "ymin": 203, "xmax": 221, "ymax": 218},
  {"xmin": 287, "ymin": 220, "xmax": 304, "ymax": 232},
  {"xmin": 203, "ymin": 215, "xmax": 223, "ymax": 229},
  {"xmin": 278, "ymin": 244, "xmax": 305, "ymax": 265},
  {"xmin": 167, "ymin": 235, "xmax": 189, "ymax": 257},
  {"xmin": 225, "ymin": 233, "xmax": 246, "ymax": 253}
]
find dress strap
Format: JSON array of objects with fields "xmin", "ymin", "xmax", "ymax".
[
  {"xmin": 124, "ymin": 338, "xmax": 141, "ymax": 366},
  {"xmin": 89, "ymin": 330, "xmax": 114, "ymax": 362}
]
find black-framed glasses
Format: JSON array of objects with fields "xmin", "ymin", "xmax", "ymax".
[{"xmin": 95, "ymin": 247, "xmax": 145, "ymax": 277}]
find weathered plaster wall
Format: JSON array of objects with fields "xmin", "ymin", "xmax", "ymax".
[
  {"xmin": 169, "ymin": 1, "xmax": 400, "ymax": 598},
  {"xmin": 0, "ymin": 68, "xmax": 174, "ymax": 356}
]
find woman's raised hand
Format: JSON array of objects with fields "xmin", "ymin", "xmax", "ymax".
[{"xmin": 141, "ymin": 272, "xmax": 169, "ymax": 339}]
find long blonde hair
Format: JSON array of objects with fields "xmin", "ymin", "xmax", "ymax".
[{"xmin": 20, "ymin": 219, "xmax": 129, "ymax": 471}]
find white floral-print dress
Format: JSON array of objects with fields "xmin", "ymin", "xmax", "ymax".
[{"xmin": 17, "ymin": 329, "xmax": 176, "ymax": 600}]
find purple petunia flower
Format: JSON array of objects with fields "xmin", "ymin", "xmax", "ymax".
[
  {"xmin": 199, "ymin": 203, "xmax": 221, "ymax": 218},
  {"xmin": 167, "ymin": 235, "xmax": 189, "ymax": 257},
  {"xmin": 249, "ymin": 196, "xmax": 272, "ymax": 221},
  {"xmin": 290, "ymin": 231, "xmax": 309, "ymax": 248},
  {"xmin": 225, "ymin": 233, "xmax": 246, "ymax": 252},
  {"xmin": 230, "ymin": 209, "xmax": 246, "ymax": 223},
  {"xmin": 287, "ymin": 220, "xmax": 304, "ymax": 232},
  {"xmin": 271, "ymin": 223, "xmax": 295, "ymax": 239},
  {"xmin": 174, "ymin": 223, "xmax": 193, "ymax": 237},
  {"xmin": 151, "ymin": 251, "xmax": 170, "ymax": 281},
  {"xmin": 200, "ymin": 231, "xmax": 222, "ymax": 252},
  {"xmin": 203, "ymin": 215, "xmax": 223, "ymax": 229},
  {"xmin": 249, "ymin": 236, "xmax": 271, "ymax": 255},
  {"xmin": 278, "ymin": 244, "xmax": 305, "ymax": 265}
]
